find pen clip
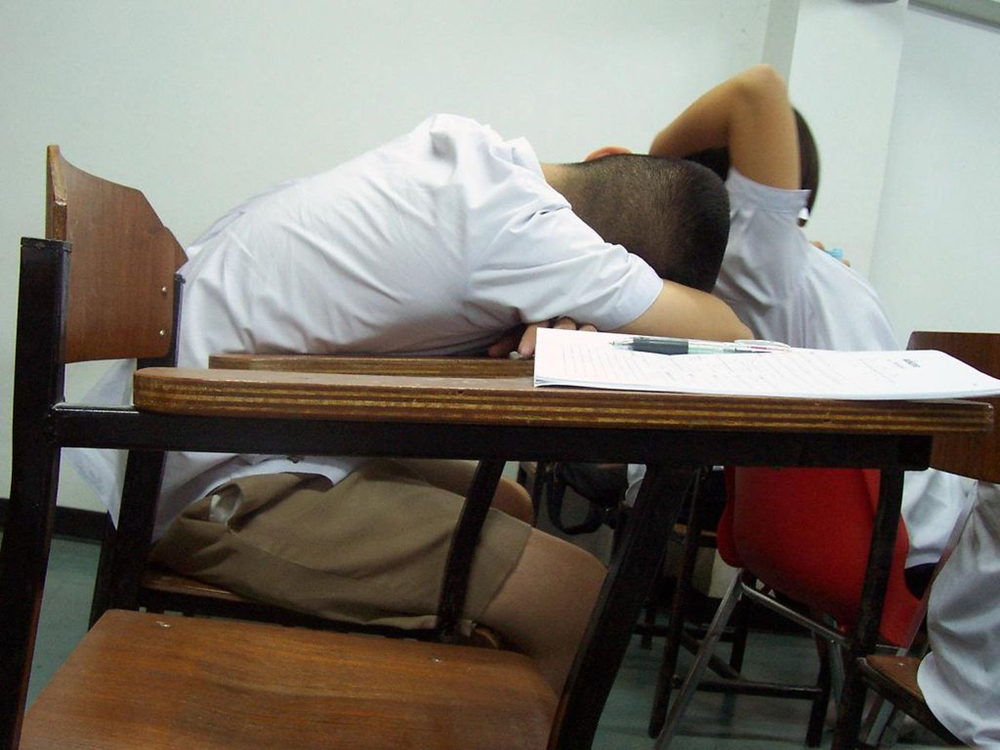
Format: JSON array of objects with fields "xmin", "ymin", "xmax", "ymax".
[{"xmin": 734, "ymin": 339, "xmax": 791, "ymax": 353}]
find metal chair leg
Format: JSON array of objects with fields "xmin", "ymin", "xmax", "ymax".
[
  {"xmin": 806, "ymin": 633, "xmax": 833, "ymax": 746},
  {"xmin": 728, "ymin": 593, "xmax": 751, "ymax": 672},
  {"xmin": 653, "ymin": 570, "xmax": 744, "ymax": 749}
]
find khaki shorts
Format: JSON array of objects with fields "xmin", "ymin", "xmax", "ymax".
[{"xmin": 150, "ymin": 459, "xmax": 532, "ymax": 632}]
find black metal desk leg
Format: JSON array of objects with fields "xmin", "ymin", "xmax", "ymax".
[
  {"xmin": 831, "ymin": 467, "xmax": 905, "ymax": 750},
  {"xmin": 649, "ymin": 468, "xmax": 707, "ymax": 737},
  {"xmin": 436, "ymin": 458, "xmax": 507, "ymax": 641},
  {"xmin": 90, "ymin": 450, "xmax": 165, "ymax": 625},
  {"xmin": 551, "ymin": 464, "xmax": 698, "ymax": 749}
]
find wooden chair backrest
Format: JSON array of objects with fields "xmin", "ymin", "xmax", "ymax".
[
  {"xmin": 908, "ymin": 331, "xmax": 1000, "ymax": 483},
  {"xmin": 46, "ymin": 145, "xmax": 186, "ymax": 363}
]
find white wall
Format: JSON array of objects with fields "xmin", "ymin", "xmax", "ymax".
[
  {"xmin": 1, "ymin": 0, "xmax": 770, "ymax": 511},
  {"xmin": 870, "ymin": 4, "xmax": 1000, "ymax": 342},
  {"xmin": 780, "ymin": 1, "xmax": 1000, "ymax": 344},
  {"xmin": 785, "ymin": 0, "xmax": 909, "ymax": 277}
]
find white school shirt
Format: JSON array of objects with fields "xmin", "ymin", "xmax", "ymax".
[
  {"xmin": 69, "ymin": 114, "xmax": 662, "ymax": 539},
  {"xmin": 918, "ymin": 481, "xmax": 1000, "ymax": 747},
  {"xmin": 627, "ymin": 169, "xmax": 973, "ymax": 567}
]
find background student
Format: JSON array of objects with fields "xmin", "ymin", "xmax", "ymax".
[{"xmin": 626, "ymin": 64, "xmax": 975, "ymax": 593}]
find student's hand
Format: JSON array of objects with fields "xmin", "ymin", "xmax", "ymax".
[{"xmin": 487, "ymin": 317, "xmax": 597, "ymax": 359}]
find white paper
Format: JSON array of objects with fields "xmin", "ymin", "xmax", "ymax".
[{"xmin": 533, "ymin": 328, "xmax": 1000, "ymax": 400}]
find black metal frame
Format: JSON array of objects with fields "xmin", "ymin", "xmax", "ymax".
[{"xmin": 0, "ymin": 238, "xmax": 938, "ymax": 750}]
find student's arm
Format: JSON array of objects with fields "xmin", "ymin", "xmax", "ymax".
[
  {"xmin": 649, "ymin": 64, "xmax": 800, "ymax": 190},
  {"xmin": 493, "ymin": 285, "xmax": 750, "ymax": 359},
  {"xmin": 612, "ymin": 280, "xmax": 752, "ymax": 340}
]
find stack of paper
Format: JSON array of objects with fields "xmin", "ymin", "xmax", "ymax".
[{"xmin": 533, "ymin": 328, "xmax": 1000, "ymax": 401}]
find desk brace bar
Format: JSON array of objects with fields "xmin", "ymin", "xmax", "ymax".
[
  {"xmin": 48, "ymin": 407, "xmax": 935, "ymax": 472},
  {"xmin": 831, "ymin": 466, "xmax": 906, "ymax": 750},
  {"xmin": 739, "ymin": 582, "xmax": 848, "ymax": 646},
  {"xmin": 435, "ymin": 459, "xmax": 506, "ymax": 641},
  {"xmin": 552, "ymin": 464, "xmax": 698, "ymax": 749}
]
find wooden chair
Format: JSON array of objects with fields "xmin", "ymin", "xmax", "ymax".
[{"xmin": 855, "ymin": 331, "xmax": 1000, "ymax": 747}]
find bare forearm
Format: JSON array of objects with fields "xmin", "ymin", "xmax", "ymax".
[{"xmin": 613, "ymin": 281, "xmax": 753, "ymax": 342}]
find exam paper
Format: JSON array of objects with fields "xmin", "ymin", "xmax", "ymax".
[{"xmin": 533, "ymin": 328, "xmax": 1000, "ymax": 400}]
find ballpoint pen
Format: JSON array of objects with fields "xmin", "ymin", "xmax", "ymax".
[{"xmin": 611, "ymin": 336, "xmax": 791, "ymax": 355}]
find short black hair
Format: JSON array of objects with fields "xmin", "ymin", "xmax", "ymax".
[
  {"xmin": 558, "ymin": 154, "xmax": 729, "ymax": 292},
  {"xmin": 795, "ymin": 110, "xmax": 820, "ymax": 220},
  {"xmin": 686, "ymin": 109, "xmax": 820, "ymax": 225}
]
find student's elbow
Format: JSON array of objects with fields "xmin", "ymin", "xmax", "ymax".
[
  {"xmin": 734, "ymin": 64, "xmax": 789, "ymax": 108},
  {"xmin": 708, "ymin": 293, "xmax": 754, "ymax": 341},
  {"xmin": 733, "ymin": 319, "xmax": 754, "ymax": 341},
  {"xmin": 702, "ymin": 293, "xmax": 754, "ymax": 341},
  {"xmin": 714, "ymin": 307, "xmax": 753, "ymax": 342}
]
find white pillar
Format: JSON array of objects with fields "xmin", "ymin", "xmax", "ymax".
[{"xmin": 782, "ymin": 0, "xmax": 909, "ymax": 277}]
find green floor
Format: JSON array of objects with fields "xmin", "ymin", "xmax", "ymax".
[{"xmin": 18, "ymin": 535, "xmax": 949, "ymax": 748}]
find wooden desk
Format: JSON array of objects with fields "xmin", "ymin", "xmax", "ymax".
[{"xmin": 114, "ymin": 358, "xmax": 992, "ymax": 750}]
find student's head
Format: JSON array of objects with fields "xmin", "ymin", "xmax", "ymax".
[
  {"xmin": 549, "ymin": 153, "xmax": 730, "ymax": 292},
  {"xmin": 686, "ymin": 109, "xmax": 820, "ymax": 226}
]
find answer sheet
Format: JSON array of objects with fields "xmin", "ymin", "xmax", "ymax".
[{"xmin": 533, "ymin": 328, "xmax": 1000, "ymax": 400}]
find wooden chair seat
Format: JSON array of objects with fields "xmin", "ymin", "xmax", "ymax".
[
  {"xmin": 857, "ymin": 655, "xmax": 959, "ymax": 745},
  {"xmin": 859, "ymin": 655, "xmax": 927, "ymax": 706},
  {"xmin": 21, "ymin": 610, "xmax": 556, "ymax": 750}
]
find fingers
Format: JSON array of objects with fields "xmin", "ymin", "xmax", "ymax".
[
  {"xmin": 516, "ymin": 323, "xmax": 543, "ymax": 358},
  {"xmin": 516, "ymin": 317, "xmax": 596, "ymax": 358},
  {"xmin": 487, "ymin": 326, "xmax": 525, "ymax": 358}
]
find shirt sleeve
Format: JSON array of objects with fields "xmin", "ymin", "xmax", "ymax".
[
  {"xmin": 714, "ymin": 167, "xmax": 813, "ymax": 308},
  {"xmin": 464, "ymin": 202, "xmax": 662, "ymax": 332}
]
